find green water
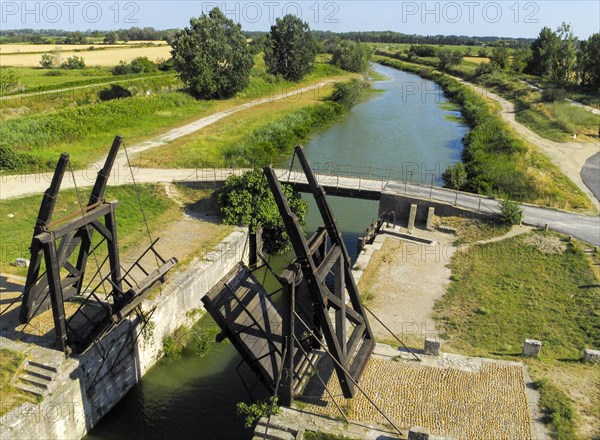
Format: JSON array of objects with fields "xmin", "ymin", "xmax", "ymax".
[{"xmin": 87, "ymin": 63, "xmax": 467, "ymax": 440}]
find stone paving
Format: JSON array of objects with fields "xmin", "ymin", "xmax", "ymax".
[{"xmin": 301, "ymin": 345, "xmax": 534, "ymax": 440}]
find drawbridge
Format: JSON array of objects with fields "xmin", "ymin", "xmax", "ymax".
[{"xmin": 202, "ymin": 146, "xmax": 375, "ymax": 406}]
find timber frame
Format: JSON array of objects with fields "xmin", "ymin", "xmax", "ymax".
[
  {"xmin": 264, "ymin": 145, "xmax": 375, "ymax": 400},
  {"xmin": 19, "ymin": 136, "xmax": 177, "ymax": 355}
]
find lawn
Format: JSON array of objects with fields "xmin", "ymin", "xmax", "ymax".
[
  {"xmin": 434, "ymin": 230, "xmax": 600, "ymax": 439},
  {"xmin": 1, "ymin": 59, "xmax": 351, "ymax": 172},
  {"xmin": 0, "ymin": 184, "xmax": 181, "ymax": 275}
]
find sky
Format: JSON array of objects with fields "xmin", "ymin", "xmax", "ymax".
[{"xmin": 1, "ymin": 1, "xmax": 598, "ymax": 39}]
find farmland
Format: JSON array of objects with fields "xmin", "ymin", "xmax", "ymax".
[{"xmin": 1, "ymin": 43, "xmax": 171, "ymax": 67}]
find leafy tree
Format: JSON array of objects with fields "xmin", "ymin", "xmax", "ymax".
[
  {"xmin": 264, "ymin": 15, "xmax": 317, "ymax": 81},
  {"xmin": 510, "ymin": 48, "xmax": 531, "ymax": 73},
  {"xmin": 331, "ymin": 40, "xmax": 371, "ymax": 73},
  {"xmin": 578, "ymin": 33, "xmax": 600, "ymax": 89},
  {"xmin": 526, "ymin": 27, "xmax": 559, "ymax": 77},
  {"xmin": 103, "ymin": 32, "xmax": 117, "ymax": 44},
  {"xmin": 550, "ymin": 23, "xmax": 577, "ymax": 84},
  {"xmin": 217, "ymin": 169, "xmax": 308, "ymax": 254},
  {"xmin": 500, "ymin": 199, "xmax": 523, "ymax": 225},
  {"xmin": 477, "ymin": 47, "xmax": 489, "ymax": 58},
  {"xmin": 437, "ymin": 49, "xmax": 463, "ymax": 72},
  {"xmin": 409, "ymin": 44, "xmax": 437, "ymax": 57},
  {"xmin": 171, "ymin": 8, "xmax": 254, "ymax": 99},
  {"xmin": 490, "ymin": 46, "xmax": 509, "ymax": 69},
  {"xmin": 61, "ymin": 55, "xmax": 85, "ymax": 69},
  {"xmin": 475, "ymin": 61, "xmax": 495, "ymax": 76},
  {"xmin": 442, "ymin": 162, "xmax": 467, "ymax": 191}
]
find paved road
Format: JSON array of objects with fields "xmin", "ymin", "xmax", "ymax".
[
  {"xmin": 387, "ymin": 181, "xmax": 600, "ymax": 246},
  {"xmin": 581, "ymin": 152, "xmax": 600, "ymax": 202}
]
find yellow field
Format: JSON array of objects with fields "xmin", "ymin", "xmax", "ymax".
[
  {"xmin": 464, "ymin": 56, "xmax": 491, "ymax": 64},
  {"xmin": 0, "ymin": 44, "xmax": 121, "ymax": 53},
  {"xmin": 0, "ymin": 45, "xmax": 172, "ymax": 66}
]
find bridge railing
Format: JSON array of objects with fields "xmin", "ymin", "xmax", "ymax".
[{"xmin": 172, "ymin": 164, "xmax": 503, "ymax": 216}]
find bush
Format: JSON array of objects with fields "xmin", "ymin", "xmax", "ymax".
[
  {"xmin": 98, "ymin": 84, "xmax": 132, "ymax": 101},
  {"xmin": 475, "ymin": 62, "xmax": 495, "ymax": 76},
  {"xmin": 39, "ymin": 48, "xmax": 62, "ymax": 68},
  {"xmin": 0, "ymin": 69, "xmax": 19, "ymax": 94},
  {"xmin": 327, "ymin": 79, "xmax": 369, "ymax": 107},
  {"xmin": 236, "ymin": 397, "xmax": 280, "ymax": 428},
  {"xmin": 112, "ymin": 57, "xmax": 157, "ymax": 75},
  {"xmin": 0, "ymin": 145, "xmax": 22, "ymax": 170},
  {"xmin": 61, "ymin": 55, "xmax": 85, "ymax": 69},
  {"xmin": 499, "ymin": 199, "xmax": 523, "ymax": 225},
  {"xmin": 542, "ymin": 88, "xmax": 567, "ymax": 102},
  {"xmin": 331, "ymin": 40, "xmax": 371, "ymax": 73}
]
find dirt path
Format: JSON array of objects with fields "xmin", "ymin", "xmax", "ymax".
[
  {"xmin": 457, "ymin": 78, "xmax": 600, "ymax": 209},
  {"xmin": 359, "ymin": 228, "xmax": 457, "ymax": 345}
]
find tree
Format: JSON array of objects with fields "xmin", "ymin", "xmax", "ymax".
[
  {"xmin": 437, "ymin": 49, "xmax": 463, "ymax": 72},
  {"xmin": 511, "ymin": 48, "xmax": 531, "ymax": 73},
  {"xmin": 331, "ymin": 40, "xmax": 371, "ymax": 73},
  {"xmin": 490, "ymin": 46, "xmax": 509, "ymax": 70},
  {"xmin": 171, "ymin": 8, "xmax": 254, "ymax": 99},
  {"xmin": 264, "ymin": 15, "xmax": 317, "ymax": 81},
  {"xmin": 578, "ymin": 33, "xmax": 600, "ymax": 89},
  {"xmin": 217, "ymin": 169, "xmax": 308, "ymax": 254},
  {"xmin": 103, "ymin": 32, "xmax": 117, "ymax": 44},
  {"xmin": 550, "ymin": 23, "xmax": 577, "ymax": 84},
  {"xmin": 526, "ymin": 27, "xmax": 559, "ymax": 77}
]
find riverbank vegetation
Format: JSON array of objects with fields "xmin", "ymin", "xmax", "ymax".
[
  {"xmin": 162, "ymin": 319, "xmax": 221, "ymax": 361},
  {"xmin": 375, "ymin": 55, "xmax": 592, "ymax": 211},
  {"xmin": 434, "ymin": 230, "xmax": 600, "ymax": 439}
]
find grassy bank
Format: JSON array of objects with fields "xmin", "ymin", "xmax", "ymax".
[
  {"xmin": 1, "ymin": 60, "xmax": 349, "ymax": 172},
  {"xmin": 433, "ymin": 230, "xmax": 600, "ymax": 439},
  {"xmin": 375, "ymin": 55, "xmax": 592, "ymax": 211},
  {"xmin": 0, "ymin": 184, "xmax": 180, "ymax": 275}
]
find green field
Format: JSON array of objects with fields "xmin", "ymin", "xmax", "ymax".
[{"xmin": 434, "ymin": 230, "xmax": 600, "ymax": 439}]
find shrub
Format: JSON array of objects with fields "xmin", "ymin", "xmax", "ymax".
[
  {"xmin": 112, "ymin": 57, "xmax": 157, "ymax": 75},
  {"xmin": 327, "ymin": 79, "xmax": 369, "ymax": 107},
  {"xmin": 98, "ymin": 84, "xmax": 132, "ymax": 101},
  {"xmin": 475, "ymin": 62, "xmax": 495, "ymax": 76},
  {"xmin": 499, "ymin": 199, "xmax": 523, "ymax": 225},
  {"xmin": 0, "ymin": 68, "xmax": 19, "ymax": 94},
  {"xmin": 61, "ymin": 55, "xmax": 85, "ymax": 69},
  {"xmin": 39, "ymin": 48, "xmax": 62, "ymax": 68},
  {"xmin": 542, "ymin": 88, "xmax": 567, "ymax": 102},
  {"xmin": 236, "ymin": 397, "xmax": 280, "ymax": 428}
]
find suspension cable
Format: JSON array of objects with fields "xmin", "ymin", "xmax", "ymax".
[{"xmin": 122, "ymin": 141, "xmax": 160, "ymax": 268}]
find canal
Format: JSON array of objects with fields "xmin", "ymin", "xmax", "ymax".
[{"xmin": 86, "ymin": 63, "xmax": 467, "ymax": 440}]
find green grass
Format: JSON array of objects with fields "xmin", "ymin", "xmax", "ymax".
[
  {"xmin": 1, "ymin": 57, "xmax": 350, "ymax": 172},
  {"xmin": 534, "ymin": 379, "xmax": 578, "ymax": 440},
  {"xmin": 0, "ymin": 184, "xmax": 180, "ymax": 275},
  {"xmin": 434, "ymin": 231, "xmax": 598, "ymax": 359},
  {"xmin": 433, "ymin": 230, "xmax": 599, "ymax": 438},
  {"xmin": 0, "ymin": 348, "xmax": 36, "ymax": 415},
  {"xmin": 8, "ymin": 66, "xmax": 113, "ymax": 89}
]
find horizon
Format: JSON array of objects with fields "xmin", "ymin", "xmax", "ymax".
[{"xmin": 0, "ymin": 1, "xmax": 598, "ymax": 40}]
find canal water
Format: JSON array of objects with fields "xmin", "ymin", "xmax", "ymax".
[{"xmin": 86, "ymin": 63, "xmax": 467, "ymax": 440}]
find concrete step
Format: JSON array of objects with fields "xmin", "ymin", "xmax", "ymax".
[
  {"xmin": 15, "ymin": 382, "xmax": 44, "ymax": 398},
  {"xmin": 252, "ymin": 427, "xmax": 295, "ymax": 440},
  {"xmin": 255, "ymin": 418, "xmax": 296, "ymax": 440},
  {"xmin": 24, "ymin": 363, "xmax": 55, "ymax": 381},
  {"xmin": 27, "ymin": 360, "xmax": 59, "ymax": 373},
  {"xmin": 19, "ymin": 374, "xmax": 50, "ymax": 389}
]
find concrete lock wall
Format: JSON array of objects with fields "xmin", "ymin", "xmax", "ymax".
[
  {"xmin": 378, "ymin": 191, "xmax": 498, "ymax": 225},
  {"xmin": 1, "ymin": 229, "xmax": 248, "ymax": 440}
]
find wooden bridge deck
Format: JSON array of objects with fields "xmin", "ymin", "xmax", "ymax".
[{"xmin": 202, "ymin": 263, "xmax": 310, "ymax": 389}]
